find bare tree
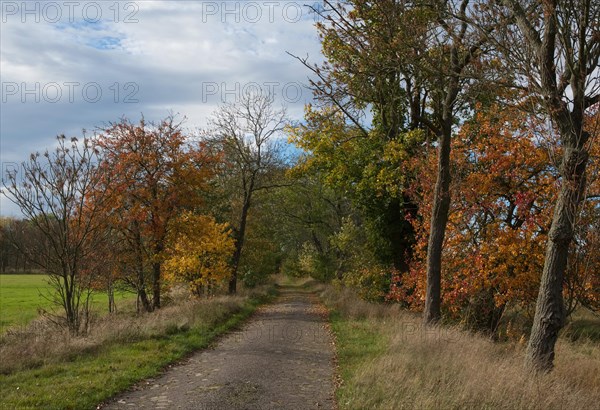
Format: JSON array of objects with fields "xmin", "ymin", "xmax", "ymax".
[
  {"xmin": 495, "ymin": 0, "xmax": 599, "ymax": 371},
  {"xmin": 209, "ymin": 92, "xmax": 287, "ymax": 294},
  {"xmin": 2, "ymin": 135, "xmax": 108, "ymax": 334}
]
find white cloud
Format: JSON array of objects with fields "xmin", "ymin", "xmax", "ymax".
[{"xmin": 0, "ymin": 1, "xmax": 324, "ymax": 216}]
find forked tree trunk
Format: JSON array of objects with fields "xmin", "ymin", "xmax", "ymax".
[
  {"xmin": 138, "ymin": 287, "xmax": 152, "ymax": 313},
  {"xmin": 63, "ymin": 268, "xmax": 80, "ymax": 334},
  {"xmin": 422, "ymin": 20, "xmax": 468, "ymax": 325},
  {"xmin": 526, "ymin": 133, "xmax": 589, "ymax": 372},
  {"xmin": 501, "ymin": 0, "xmax": 596, "ymax": 372},
  {"xmin": 136, "ymin": 258, "xmax": 152, "ymax": 313}
]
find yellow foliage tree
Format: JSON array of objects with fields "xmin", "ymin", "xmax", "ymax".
[{"xmin": 164, "ymin": 213, "xmax": 235, "ymax": 297}]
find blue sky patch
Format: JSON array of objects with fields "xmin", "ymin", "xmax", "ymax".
[
  {"xmin": 87, "ymin": 36, "xmax": 123, "ymax": 50},
  {"xmin": 55, "ymin": 19, "xmax": 106, "ymax": 32}
]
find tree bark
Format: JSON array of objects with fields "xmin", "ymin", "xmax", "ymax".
[
  {"xmin": 152, "ymin": 241, "xmax": 164, "ymax": 309},
  {"xmin": 152, "ymin": 260, "xmax": 161, "ymax": 309},
  {"xmin": 505, "ymin": 0, "xmax": 596, "ymax": 371},
  {"xmin": 526, "ymin": 135, "xmax": 589, "ymax": 372},
  {"xmin": 134, "ymin": 224, "xmax": 153, "ymax": 313},
  {"xmin": 138, "ymin": 287, "xmax": 152, "ymax": 313},
  {"xmin": 108, "ymin": 284, "xmax": 115, "ymax": 313},
  {"xmin": 229, "ymin": 195, "xmax": 251, "ymax": 294},
  {"xmin": 423, "ymin": 125, "xmax": 452, "ymax": 325},
  {"xmin": 421, "ymin": 0, "xmax": 474, "ymax": 325}
]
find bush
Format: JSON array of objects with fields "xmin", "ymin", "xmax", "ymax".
[
  {"xmin": 298, "ymin": 242, "xmax": 336, "ymax": 281},
  {"xmin": 280, "ymin": 254, "xmax": 303, "ymax": 277},
  {"xmin": 342, "ymin": 265, "xmax": 392, "ymax": 302}
]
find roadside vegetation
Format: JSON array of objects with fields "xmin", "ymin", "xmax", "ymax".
[
  {"xmin": 0, "ymin": 94, "xmax": 287, "ymax": 408},
  {"xmin": 322, "ymin": 284, "xmax": 600, "ymax": 410},
  {"xmin": 0, "ymin": 283, "xmax": 276, "ymax": 409},
  {"xmin": 285, "ymin": 0, "xmax": 599, "ymax": 374}
]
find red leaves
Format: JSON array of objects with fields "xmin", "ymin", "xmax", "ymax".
[
  {"xmin": 85, "ymin": 116, "xmax": 223, "ymax": 295},
  {"xmin": 391, "ymin": 106, "xmax": 600, "ymax": 317}
]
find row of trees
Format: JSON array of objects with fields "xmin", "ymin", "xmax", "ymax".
[
  {"xmin": 0, "ymin": 218, "xmax": 41, "ymax": 272},
  {"xmin": 287, "ymin": 0, "xmax": 599, "ymax": 372},
  {"xmin": 2, "ymin": 93, "xmax": 287, "ymax": 334}
]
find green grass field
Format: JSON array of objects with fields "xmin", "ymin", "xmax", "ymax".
[{"xmin": 0, "ymin": 274, "xmax": 133, "ymax": 332}]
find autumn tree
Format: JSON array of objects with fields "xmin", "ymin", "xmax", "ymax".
[
  {"xmin": 293, "ymin": 1, "xmax": 428, "ymax": 274},
  {"xmin": 295, "ymin": 1, "xmax": 500, "ymax": 322},
  {"xmin": 2, "ymin": 135, "xmax": 108, "ymax": 334},
  {"xmin": 287, "ymin": 105, "xmax": 417, "ymax": 297},
  {"xmin": 492, "ymin": 0, "xmax": 600, "ymax": 372},
  {"xmin": 96, "ymin": 116, "xmax": 215, "ymax": 311},
  {"xmin": 164, "ymin": 212, "xmax": 234, "ymax": 296},
  {"xmin": 207, "ymin": 92, "xmax": 287, "ymax": 294},
  {"xmin": 389, "ymin": 106, "xmax": 558, "ymax": 335},
  {"xmin": 412, "ymin": 0, "xmax": 502, "ymax": 325}
]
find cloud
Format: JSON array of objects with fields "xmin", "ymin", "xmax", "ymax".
[{"xmin": 0, "ymin": 1, "xmax": 324, "ymax": 216}]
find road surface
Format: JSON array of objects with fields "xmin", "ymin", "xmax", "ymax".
[{"xmin": 103, "ymin": 285, "xmax": 336, "ymax": 409}]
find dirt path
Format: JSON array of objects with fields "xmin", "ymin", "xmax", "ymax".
[{"xmin": 102, "ymin": 285, "xmax": 336, "ymax": 409}]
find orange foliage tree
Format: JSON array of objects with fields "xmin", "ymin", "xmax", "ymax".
[
  {"xmin": 95, "ymin": 116, "xmax": 218, "ymax": 311},
  {"xmin": 390, "ymin": 106, "xmax": 555, "ymax": 333},
  {"xmin": 390, "ymin": 105, "xmax": 600, "ymax": 334}
]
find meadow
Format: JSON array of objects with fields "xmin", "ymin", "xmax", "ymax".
[{"xmin": 0, "ymin": 274, "xmax": 133, "ymax": 332}]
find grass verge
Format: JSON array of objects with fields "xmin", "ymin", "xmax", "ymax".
[
  {"xmin": 322, "ymin": 284, "xmax": 600, "ymax": 410},
  {"xmin": 0, "ymin": 285, "xmax": 277, "ymax": 409}
]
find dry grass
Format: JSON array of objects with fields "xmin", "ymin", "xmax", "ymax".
[
  {"xmin": 0, "ymin": 285, "xmax": 271, "ymax": 374},
  {"xmin": 321, "ymin": 285, "xmax": 600, "ymax": 410}
]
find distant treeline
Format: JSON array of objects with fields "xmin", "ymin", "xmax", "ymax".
[{"xmin": 0, "ymin": 218, "xmax": 43, "ymax": 273}]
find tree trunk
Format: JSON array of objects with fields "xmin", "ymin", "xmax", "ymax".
[
  {"xmin": 500, "ymin": 0, "xmax": 596, "ymax": 372},
  {"xmin": 107, "ymin": 277, "xmax": 115, "ymax": 313},
  {"xmin": 526, "ymin": 137, "xmax": 589, "ymax": 372},
  {"xmin": 136, "ymin": 260, "xmax": 152, "ymax": 313},
  {"xmin": 229, "ymin": 196, "xmax": 251, "ymax": 294},
  {"xmin": 138, "ymin": 287, "xmax": 152, "ymax": 313},
  {"xmin": 151, "ymin": 239, "xmax": 164, "ymax": 309},
  {"xmin": 63, "ymin": 269, "xmax": 78, "ymax": 334},
  {"xmin": 229, "ymin": 247, "xmax": 240, "ymax": 294},
  {"xmin": 152, "ymin": 260, "xmax": 161, "ymax": 309},
  {"xmin": 422, "ymin": 24, "xmax": 465, "ymax": 325},
  {"xmin": 424, "ymin": 126, "xmax": 452, "ymax": 325}
]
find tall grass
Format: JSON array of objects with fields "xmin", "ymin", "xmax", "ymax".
[{"xmin": 322, "ymin": 285, "xmax": 600, "ymax": 410}]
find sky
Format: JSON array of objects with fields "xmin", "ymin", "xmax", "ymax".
[{"xmin": 0, "ymin": 1, "xmax": 325, "ymax": 216}]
